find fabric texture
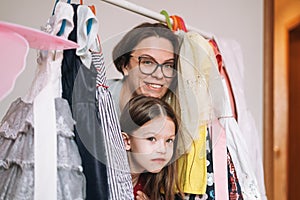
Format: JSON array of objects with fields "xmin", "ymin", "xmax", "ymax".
[
  {"xmin": 0, "ymin": 98, "xmax": 86, "ymax": 200},
  {"xmin": 177, "ymin": 126, "xmax": 207, "ymax": 194},
  {"xmin": 205, "ymin": 128, "xmax": 215, "ymax": 200},
  {"xmin": 133, "ymin": 176, "xmax": 146, "ymax": 200},
  {"xmin": 93, "ymin": 50, "xmax": 134, "ymax": 200},
  {"xmin": 61, "ymin": 4, "xmax": 109, "ymax": 199},
  {"xmin": 227, "ymin": 149, "xmax": 244, "ymax": 199},
  {"xmin": 208, "ymin": 36, "xmax": 262, "ymax": 199},
  {"xmin": 174, "ymin": 30, "xmax": 227, "ymax": 195},
  {"xmin": 61, "ymin": 4, "xmax": 133, "ymax": 199},
  {"xmin": 210, "ymin": 37, "xmax": 263, "ymax": 199},
  {"xmin": 213, "ymin": 37, "xmax": 267, "ymax": 200},
  {"xmin": 0, "ymin": 2, "xmax": 86, "ymax": 199}
]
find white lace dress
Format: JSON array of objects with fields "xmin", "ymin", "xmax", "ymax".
[{"xmin": 0, "ymin": 2, "xmax": 86, "ymax": 199}]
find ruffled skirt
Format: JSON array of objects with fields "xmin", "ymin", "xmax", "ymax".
[{"xmin": 0, "ymin": 98, "xmax": 86, "ymax": 200}]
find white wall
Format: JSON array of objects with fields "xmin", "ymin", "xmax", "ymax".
[{"xmin": 0, "ymin": 0, "xmax": 263, "ymax": 144}]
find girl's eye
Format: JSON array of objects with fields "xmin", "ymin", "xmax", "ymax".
[
  {"xmin": 166, "ymin": 138, "xmax": 174, "ymax": 144},
  {"xmin": 146, "ymin": 137, "xmax": 156, "ymax": 142}
]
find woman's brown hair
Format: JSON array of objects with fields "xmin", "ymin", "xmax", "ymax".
[
  {"xmin": 112, "ymin": 22, "xmax": 179, "ymax": 75},
  {"xmin": 112, "ymin": 23, "xmax": 180, "ymax": 96}
]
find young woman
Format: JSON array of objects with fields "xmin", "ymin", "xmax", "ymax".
[
  {"xmin": 108, "ymin": 22, "xmax": 188, "ymax": 200},
  {"xmin": 120, "ymin": 95, "xmax": 183, "ymax": 200},
  {"xmin": 108, "ymin": 22, "xmax": 179, "ymax": 117},
  {"xmin": 108, "ymin": 22, "xmax": 200, "ymax": 199}
]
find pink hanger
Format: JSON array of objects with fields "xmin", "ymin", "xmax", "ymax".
[{"xmin": 0, "ymin": 21, "xmax": 78, "ymax": 101}]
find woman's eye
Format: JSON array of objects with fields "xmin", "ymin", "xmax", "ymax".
[
  {"xmin": 142, "ymin": 60, "xmax": 154, "ymax": 65},
  {"xmin": 163, "ymin": 63, "xmax": 174, "ymax": 69},
  {"xmin": 146, "ymin": 137, "xmax": 156, "ymax": 142}
]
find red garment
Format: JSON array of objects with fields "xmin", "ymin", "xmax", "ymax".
[
  {"xmin": 209, "ymin": 39, "xmax": 238, "ymax": 120},
  {"xmin": 133, "ymin": 176, "xmax": 145, "ymax": 200},
  {"xmin": 227, "ymin": 149, "xmax": 244, "ymax": 199}
]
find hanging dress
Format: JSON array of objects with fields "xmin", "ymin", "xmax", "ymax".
[
  {"xmin": 61, "ymin": 4, "xmax": 133, "ymax": 199},
  {"xmin": 210, "ymin": 38, "xmax": 262, "ymax": 199},
  {"xmin": 174, "ymin": 30, "xmax": 226, "ymax": 197},
  {"xmin": 60, "ymin": 4, "xmax": 108, "ymax": 199},
  {"xmin": 175, "ymin": 30, "xmax": 245, "ymax": 200},
  {"xmin": 213, "ymin": 37, "xmax": 267, "ymax": 200},
  {"xmin": 0, "ymin": 2, "xmax": 86, "ymax": 199}
]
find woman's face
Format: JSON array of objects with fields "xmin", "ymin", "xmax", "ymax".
[
  {"xmin": 123, "ymin": 36, "xmax": 175, "ymax": 99},
  {"xmin": 126, "ymin": 116, "xmax": 176, "ymax": 173}
]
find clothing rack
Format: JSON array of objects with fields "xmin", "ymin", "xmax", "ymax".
[{"xmin": 99, "ymin": 0, "xmax": 213, "ymax": 39}]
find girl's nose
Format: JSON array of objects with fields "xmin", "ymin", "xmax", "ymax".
[{"xmin": 156, "ymin": 139, "xmax": 167, "ymax": 154}]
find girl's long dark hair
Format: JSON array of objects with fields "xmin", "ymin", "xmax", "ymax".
[{"xmin": 120, "ymin": 95, "xmax": 183, "ymax": 200}]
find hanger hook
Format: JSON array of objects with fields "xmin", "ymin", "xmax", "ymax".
[{"xmin": 160, "ymin": 10, "xmax": 172, "ymax": 30}]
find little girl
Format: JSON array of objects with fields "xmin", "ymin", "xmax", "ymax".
[{"xmin": 120, "ymin": 95, "xmax": 183, "ymax": 200}]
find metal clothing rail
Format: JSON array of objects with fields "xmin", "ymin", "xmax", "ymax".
[{"xmin": 99, "ymin": 0, "xmax": 213, "ymax": 39}]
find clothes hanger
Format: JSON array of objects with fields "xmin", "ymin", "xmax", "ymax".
[
  {"xmin": 174, "ymin": 15, "xmax": 187, "ymax": 32},
  {"xmin": 100, "ymin": 0, "xmax": 213, "ymax": 39},
  {"xmin": 53, "ymin": 0, "xmax": 71, "ymax": 36},
  {"xmin": 80, "ymin": 0, "xmax": 96, "ymax": 35},
  {"xmin": 160, "ymin": 10, "xmax": 187, "ymax": 33},
  {"xmin": 160, "ymin": 10, "xmax": 172, "ymax": 30},
  {"xmin": 170, "ymin": 15, "xmax": 187, "ymax": 32}
]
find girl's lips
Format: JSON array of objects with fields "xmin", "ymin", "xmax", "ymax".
[{"xmin": 151, "ymin": 158, "xmax": 166, "ymax": 163}]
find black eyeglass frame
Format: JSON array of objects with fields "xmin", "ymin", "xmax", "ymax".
[{"xmin": 130, "ymin": 55, "xmax": 177, "ymax": 78}]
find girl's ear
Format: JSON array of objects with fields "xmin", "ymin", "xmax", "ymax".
[{"xmin": 122, "ymin": 132, "xmax": 131, "ymax": 151}]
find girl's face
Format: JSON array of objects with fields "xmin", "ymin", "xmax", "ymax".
[
  {"xmin": 124, "ymin": 116, "xmax": 176, "ymax": 173},
  {"xmin": 123, "ymin": 36, "xmax": 175, "ymax": 99}
]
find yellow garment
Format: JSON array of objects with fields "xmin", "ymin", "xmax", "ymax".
[
  {"xmin": 172, "ymin": 30, "xmax": 225, "ymax": 157},
  {"xmin": 177, "ymin": 125, "xmax": 207, "ymax": 194},
  {"xmin": 173, "ymin": 30, "xmax": 224, "ymax": 194}
]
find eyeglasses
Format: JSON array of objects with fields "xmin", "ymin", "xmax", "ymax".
[{"xmin": 130, "ymin": 55, "xmax": 176, "ymax": 78}]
